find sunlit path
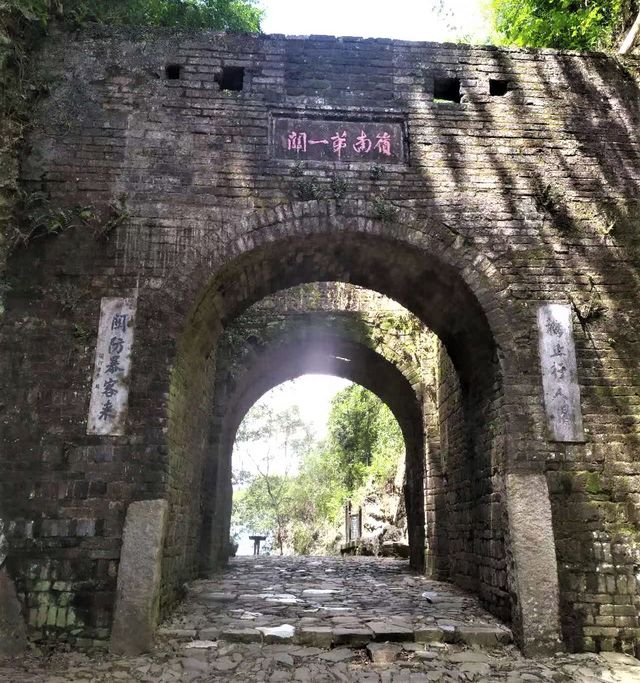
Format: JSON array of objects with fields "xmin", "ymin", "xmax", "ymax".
[
  {"xmin": 163, "ymin": 556, "xmax": 511, "ymax": 646},
  {"xmin": 3, "ymin": 556, "xmax": 640, "ymax": 682}
]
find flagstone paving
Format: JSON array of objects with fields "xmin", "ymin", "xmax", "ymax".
[
  {"xmin": 2, "ymin": 556, "xmax": 640, "ymax": 682},
  {"xmin": 160, "ymin": 556, "xmax": 513, "ymax": 649}
]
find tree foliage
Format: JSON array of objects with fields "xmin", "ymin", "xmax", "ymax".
[
  {"xmin": 63, "ymin": 0, "xmax": 262, "ymax": 31},
  {"xmin": 1, "ymin": 0, "xmax": 262, "ymax": 32},
  {"xmin": 233, "ymin": 474, "xmax": 292, "ymax": 555},
  {"xmin": 327, "ymin": 384, "xmax": 403, "ymax": 491},
  {"xmin": 233, "ymin": 402, "xmax": 313, "ymax": 554},
  {"xmin": 235, "ymin": 403, "xmax": 313, "ymax": 462},
  {"xmin": 489, "ymin": 0, "xmax": 633, "ymax": 50}
]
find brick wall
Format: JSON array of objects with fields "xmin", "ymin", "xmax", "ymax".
[{"xmin": 0, "ymin": 27, "xmax": 639, "ymax": 652}]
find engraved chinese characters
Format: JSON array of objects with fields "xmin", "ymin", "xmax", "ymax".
[
  {"xmin": 537, "ymin": 304, "xmax": 585, "ymax": 442},
  {"xmin": 273, "ymin": 117, "xmax": 405, "ymax": 164},
  {"xmin": 87, "ymin": 298, "xmax": 136, "ymax": 436}
]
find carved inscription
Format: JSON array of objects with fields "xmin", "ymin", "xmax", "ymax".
[
  {"xmin": 537, "ymin": 303, "xmax": 584, "ymax": 442},
  {"xmin": 273, "ymin": 117, "xmax": 406, "ymax": 163},
  {"xmin": 87, "ymin": 297, "xmax": 136, "ymax": 436}
]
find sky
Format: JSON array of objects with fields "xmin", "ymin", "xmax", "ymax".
[
  {"xmin": 232, "ymin": 374, "xmax": 352, "ymax": 479},
  {"xmin": 259, "ymin": 0, "xmax": 490, "ymax": 43}
]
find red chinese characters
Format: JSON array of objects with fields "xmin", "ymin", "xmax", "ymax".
[
  {"xmin": 287, "ymin": 131, "xmax": 307, "ymax": 152},
  {"xmin": 284, "ymin": 127, "xmax": 394, "ymax": 159},
  {"xmin": 353, "ymin": 130, "xmax": 372, "ymax": 154},
  {"xmin": 374, "ymin": 132, "xmax": 392, "ymax": 156}
]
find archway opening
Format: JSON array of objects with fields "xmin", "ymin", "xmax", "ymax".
[
  {"xmin": 230, "ymin": 376, "xmax": 408, "ymax": 559},
  {"xmin": 202, "ymin": 319, "xmax": 428, "ymax": 577},
  {"xmin": 149, "ymin": 227, "xmax": 513, "ymax": 629}
]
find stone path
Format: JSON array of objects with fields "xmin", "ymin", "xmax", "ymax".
[
  {"xmin": 161, "ymin": 556, "xmax": 513, "ymax": 649},
  {"xmin": 1, "ymin": 555, "xmax": 640, "ymax": 682}
]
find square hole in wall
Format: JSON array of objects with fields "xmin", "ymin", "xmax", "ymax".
[
  {"xmin": 165, "ymin": 64, "xmax": 182, "ymax": 80},
  {"xmin": 433, "ymin": 77, "xmax": 461, "ymax": 103},
  {"xmin": 216, "ymin": 66, "xmax": 245, "ymax": 92},
  {"xmin": 490, "ymin": 79, "xmax": 511, "ymax": 96}
]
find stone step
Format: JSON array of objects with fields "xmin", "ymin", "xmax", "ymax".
[{"xmin": 201, "ymin": 621, "xmax": 513, "ymax": 649}]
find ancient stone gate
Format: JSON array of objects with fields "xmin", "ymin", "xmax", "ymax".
[{"xmin": 1, "ymin": 26, "xmax": 640, "ymax": 657}]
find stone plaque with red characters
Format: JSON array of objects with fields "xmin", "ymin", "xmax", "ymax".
[{"xmin": 272, "ymin": 117, "xmax": 406, "ymax": 164}]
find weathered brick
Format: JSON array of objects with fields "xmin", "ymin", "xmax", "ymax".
[{"xmin": 0, "ymin": 30, "xmax": 638, "ymax": 656}]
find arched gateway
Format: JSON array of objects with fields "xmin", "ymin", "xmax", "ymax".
[{"xmin": 1, "ymin": 29, "xmax": 639, "ymax": 658}]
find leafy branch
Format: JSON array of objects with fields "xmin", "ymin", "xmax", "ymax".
[{"xmin": 9, "ymin": 190, "xmax": 91, "ymax": 249}]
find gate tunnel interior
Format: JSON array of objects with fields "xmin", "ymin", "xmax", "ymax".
[
  {"xmin": 152, "ymin": 227, "xmax": 521, "ymax": 638},
  {"xmin": 201, "ymin": 332, "xmax": 426, "ymax": 573}
]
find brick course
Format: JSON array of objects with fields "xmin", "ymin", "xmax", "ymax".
[{"xmin": 0, "ymin": 27, "xmax": 639, "ymax": 653}]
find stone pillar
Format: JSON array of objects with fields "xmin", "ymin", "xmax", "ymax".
[
  {"xmin": 406, "ymin": 446, "xmax": 426, "ymax": 573},
  {"xmin": 0, "ymin": 567, "xmax": 27, "ymax": 657},
  {"xmin": 110, "ymin": 499, "xmax": 168, "ymax": 655},
  {"xmin": 210, "ymin": 437, "xmax": 234, "ymax": 568},
  {"xmin": 505, "ymin": 471, "xmax": 563, "ymax": 656}
]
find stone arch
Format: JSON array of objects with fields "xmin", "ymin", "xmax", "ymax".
[
  {"xmin": 148, "ymin": 201, "xmax": 520, "ymax": 370},
  {"xmin": 201, "ymin": 333, "xmax": 425, "ymax": 573},
  {"xmin": 202, "ymin": 325, "xmax": 424, "ymax": 570},
  {"xmin": 216, "ymin": 282, "xmax": 431, "ymax": 402},
  {"xmin": 130, "ymin": 199, "xmax": 560, "ymax": 654}
]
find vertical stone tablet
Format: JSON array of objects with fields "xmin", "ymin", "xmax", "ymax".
[
  {"xmin": 110, "ymin": 500, "xmax": 168, "ymax": 655},
  {"xmin": 87, "ymin": 297, "xmax": 137, "ymax": 436},
  {"xmin": 537, "ymin": 304, "xmax": 584, "ymax": 442}
]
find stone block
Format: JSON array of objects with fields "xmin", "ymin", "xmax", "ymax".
[
  {"xmin": 256, "ymin": 624, "xmax": 295, "ymax": 643},
  {"xmin": 318, "ymin": 648, "xmax": 357, "ymax": 663},
  {"xmin": 201, "ymin": 592, "xmax": 238, "ymax": 602},
  {"xmin": 110, "ymin": 499, "xmax": 168, "ymax": 655},
  {"xmin": 367, "ymin": 642, "xmax": 402, "ymax": 663},
  {"xmin": 457, "ymin": 625, "xmax": 513, "ymax": 647},
  {"xmin": 366, "ymin": 620, "xmax": 414, "ymax": 642},
  {"xmin": 0, "ymin": 568, "xmax": 27, "ymax": 656},
  {"xmin": 220, "ymin": 627, "xmax": 262, "ymax": 643},
  {"xmin": 505, "ymin": 472, "xmax": 563, "ymax": 655},
  {"xmin": 414, "ymin": 626, "xmax": 444, "ymax": 643},
  {"xmin": 297, "ymin": 626, "xmax": 333, "ymax": 648},
  {"xmin": 199, "ymin": 627, "xmax": 220, "ymax": 640},
  {"xmin": 438, "ymin": 622, "xmax": 458, "ymax": 643},
  {"xmin": 158, "ymin": 628, "xmax": 198, "ymax": 640},
  {"xmin": 274, "ymin": 652, "xmax": 294, "ymax": 668},
  {"xmin": 332, "ymin": 626, "xmax": 373, "ymax": 646}
]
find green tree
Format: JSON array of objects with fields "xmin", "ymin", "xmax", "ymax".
[
  {"xmin": 233, "ymin": 401, "xmax": 313, "ymax": 554},
  {"xmin": 235, "ymin": 402, "xmax": 314, "ymax": 464},
  {"xmin": 488, "ymin": 0, "xmax": 630, "ymax": 50},
  {"xmin": 0, "ymin": 0, "xmax": 262, "ymax": 31},
  {"xmin": 233, "ymin": 473, "xmax": 292, "ymax": 555},
  {"xmin": 285, "ymin": 444, "xmax": 348, "ymax": 554},
  {"xmin": 64, "ymin": 0, "xmax": 262, "ymax": 31},
  {"xmin": 326, "ymin": 384, "xmax": 403, "ymax": 490},
  {"xmin": 232, "ymin": 383, "xmax": 405, "ymax": 557}
]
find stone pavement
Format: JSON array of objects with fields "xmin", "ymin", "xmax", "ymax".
[
  {"xmin": 162, "ymin": 556, "xmax": 513, "ymax": 649},
  {"xmin": 1, "ymin": 556, "xmax": 640, "ymax": 682}
]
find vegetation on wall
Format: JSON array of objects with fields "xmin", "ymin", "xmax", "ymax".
[
  {"xmin": 232, "ymin": 384, "xmax": 405, "ymax": 556},
  {"xmin": 0, "ymin": 0, "xmax": 262, "ymax": 314},
  {"xmin": 489, "ymin": 0, "xmax": 639, "ymax": 51}
]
